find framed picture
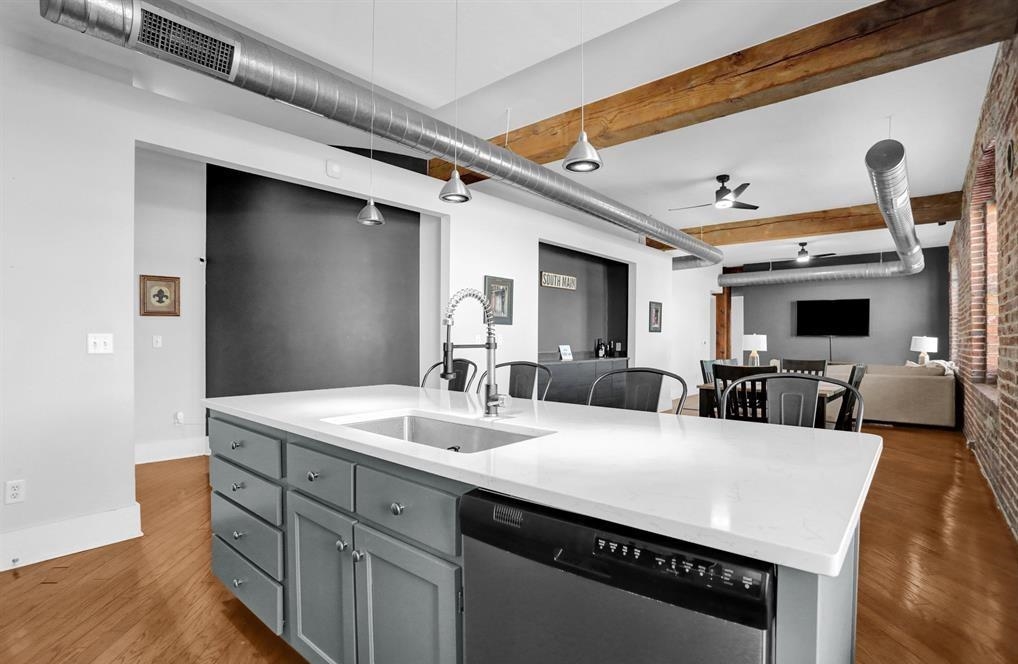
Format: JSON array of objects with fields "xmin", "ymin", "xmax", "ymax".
[
  {"xmin": 140, "ymin": 275, "xmax": 180, "ymax": 316},
  {"xmin": 484, "ymin": 275, "xmax": 514, "ymax": 325},
  {"xmin": 649, "ymin": 301, "xmax": 662, "ymax": 333}
]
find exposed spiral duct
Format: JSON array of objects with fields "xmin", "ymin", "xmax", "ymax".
[
  {"xmin": 40, "ymin": 0, "xmax": 723, "ymax": 269},
  {"xmin": 718, "ymin": 139, "xmax": 925, "ymax": 287}
]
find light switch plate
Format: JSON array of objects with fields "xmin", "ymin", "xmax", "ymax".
[
  {"xmin": 152, "ymin": 335, "xmax": 163, "ymax": 349},
  {"xmin": 87, "ymin": 333, "xmax": 114, "ymax": 354}
]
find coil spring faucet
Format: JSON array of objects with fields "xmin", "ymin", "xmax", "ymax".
[{"xmin": 441, "ymin": 288, "xmax": 501, "ymax": 416}]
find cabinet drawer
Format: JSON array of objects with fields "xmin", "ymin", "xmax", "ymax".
[
  {"xmin": 211, "ymin": 492, "xmax": 284, "ymax": 581},
  {"xmin": 209, "ymin": 418, "xmax": 283, "ymax": 479},
  {"xmin": 210, "ymin": 456, "xmax": 283, "ymax": 526},
  {"xmin": 212, "ymin": 535, "xmax": 284, "ymax": 635},
  {"xmin": 355, "ymin": 467, "xmax": 459, "ymax": 556},
  {"xmin": 287, "ymin": 445, "xmax": 355, "ymax": 512}
]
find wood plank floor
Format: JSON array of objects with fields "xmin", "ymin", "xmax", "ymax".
[{"xmin": 1, "ymin": 426, "xmax": 1016, "ymax": 663}]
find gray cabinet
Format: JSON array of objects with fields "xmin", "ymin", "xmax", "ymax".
[
  {"xmin": 354, "ymin": 524, "xmax": 461, "ymax": 664},
  {"xmin": 287, "ymin": 491, "xmax": 358, "ymax": 664},
  {"xmin": 544, "ymin": 357, "xmax": 629, "ymax": 404}
]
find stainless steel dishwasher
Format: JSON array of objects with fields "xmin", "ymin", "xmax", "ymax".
[{"xmin": 460, "ymin": 490, "xmax": 775, "ymax": 664}]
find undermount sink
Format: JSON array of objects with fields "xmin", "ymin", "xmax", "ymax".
[{"xmin": 341, "ymin": 414, "xmax": 551, "ymax": 453}]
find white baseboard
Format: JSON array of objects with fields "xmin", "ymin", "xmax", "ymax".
[
  {"xmin": 0, "ymin": 502, "xmax": 142, "ymax": 572},
  {"xmin": 135, "ymin": 435, "xmax": 210, "ymax": 464}
]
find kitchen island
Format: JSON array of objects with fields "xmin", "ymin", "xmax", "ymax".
[{"xmin": 204, "ymin": 385, "xmax": 881, "ymax": 664}]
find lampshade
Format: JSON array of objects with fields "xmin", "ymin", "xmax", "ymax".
[
  {"xmin": 563, "ymin": 131, "xmax": 603, "ymax": 172},
  {"xmin": 910, "ymin": 336, "xmax": 938, "ymax": 353},
  {"xmin": 743, "ymin": 334, "xmax": 767, "ymax": 352},
  {"xmin": 356, "ymin": 199, "xmax": 385, "ymax": 226},
  {"xmin": 438, "ymin": 169, "xmax": 471, "ymax": 203}
]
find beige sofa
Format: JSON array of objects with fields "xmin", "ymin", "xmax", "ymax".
[{"xmin": 825, "ymin": 363, "xmax": 956, "ymax": 428}]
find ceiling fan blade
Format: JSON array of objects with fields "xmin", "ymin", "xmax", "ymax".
[
  {"xmin": 731, "ymin": 182, "xmax": 751, "ymax": 198},
  {"xmin": 729, "ymin": 201, "xmax": 759, "ymax": 210},
  {"xmin": 667, "ymin": 203, "xmax": 713, "ymax": 211},
  {"xmin": 814, "ymin": 253, "xmax": 837, "ymax": 258}
]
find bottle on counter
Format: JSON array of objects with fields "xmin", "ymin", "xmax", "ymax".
[
  {"xmin": 606, "ymin": 338, "xmax": 615, "ymax": 357},
  {"xmin": 595, "ymin": 338, "xmax": 606, "ymax": 358}
]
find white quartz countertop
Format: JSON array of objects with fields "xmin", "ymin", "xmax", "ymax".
[{"xmin": 203, "ymin": 385, "xmax": 881, "ymax": 576}]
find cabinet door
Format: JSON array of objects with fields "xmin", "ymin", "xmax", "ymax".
[
  {"xmin": 287, "ymin": 491, "xmax": 358, "ymax": 664},
  {"xmin": 353, "ymin": 524, "xmax": 461, "ymax": 664}
]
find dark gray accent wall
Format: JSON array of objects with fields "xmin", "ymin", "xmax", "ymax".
[
  {"xmin": 733, "ymin": 247, "xmax": 949, "ymax": 365},
  {"xmin": 538, "ymin": 243, "xmax": 628, "ymax": 356},
  {"xmin": 206, "ymin": 166, "xmax": 420, "ymax": 397}
]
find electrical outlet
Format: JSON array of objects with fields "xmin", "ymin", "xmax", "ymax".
[
  {"xmin": 152, "ymin": 335, "xmax": 163, "ymax": 349},
  {"xmin": 174, "ymin": 411, "xmax": 185, "ymax": 425},
  {"xmin": 5, "ymin": 479, "xmax": 25, "ymax": 504}
]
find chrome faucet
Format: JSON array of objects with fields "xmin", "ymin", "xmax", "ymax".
[{"xmin": 441, "ymin": 288, "xmax": 500, "ymax": 416}]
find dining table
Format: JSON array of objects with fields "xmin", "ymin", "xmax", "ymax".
[{"xmin": 698, "ymin": 380, "xmax": 846, "ymax": 427}]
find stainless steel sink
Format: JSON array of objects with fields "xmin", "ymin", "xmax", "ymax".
[{"xmin": 344, "ymin": 415, "xmax": 548, "ymax": 453}]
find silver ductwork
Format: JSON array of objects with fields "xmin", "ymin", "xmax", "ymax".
[
  {"xmin": 718, "ymin": 139, "xmax": 924, "ymax": 287},
  {"xmin": 40, "ymin": 0, "xmax": 722, "ymax": 268}
]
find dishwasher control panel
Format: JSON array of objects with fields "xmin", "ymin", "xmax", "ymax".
[{"xmin": 593, "ymin": 536, "xmax": 765, "ymax": 598}]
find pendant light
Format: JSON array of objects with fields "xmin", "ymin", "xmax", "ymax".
[
  {"xmin": 358, "ymin": 0, "xmax": 385, "ymax": 225},
  {"xmin": 439, "ymin": 0, "xmax": 472, "ymax": 203},
  {"xmin": 564, "ymin": 1, "xmax": 602, "ymax": 173}
]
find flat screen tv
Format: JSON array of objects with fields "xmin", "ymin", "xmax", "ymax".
[{"xmin": 795, "ymin": 299, "xmax": 870, "ymax": 336}]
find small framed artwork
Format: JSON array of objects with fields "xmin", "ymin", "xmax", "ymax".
[
  {"xmin": 484, "ymin": 275, "xmax": 514, "ymax": 325},
  {"xmin": 558, "ymin": 344, "xmax": 573, "ymax": 361},
  {"xmin": 140, "ymin": 275, "xmax": 180, "ymax": 316},
  {"xmin": 649, "ymin": 301, "xmax": 663, "ymax": 333}
]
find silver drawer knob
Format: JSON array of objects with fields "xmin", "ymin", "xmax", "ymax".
[
  {"xmin": 232, "ymin": 530, "xmax": 245, "ymax": 540},
  {"xmin": 230, "ymin": 482, "xmax": 245, "ymax": 492},
  {"xmin": 230, "ymin": 440, "xmax": 243, "ymax": 450},
  {"xmin": 389, "ymin": 502, "xmax": 405, "ymax": 516},
  {"xmin": 335, "ymin": 538, "xmax": 349, "ymax": 552},
  {"xmin": 306, "ymin": 471, "xmax": 320, "ymax": 482},
  {"xmin": 232, "ymin": 578, "xmax": 245, "ymax": 588},
  {"xmin": 351, "ymin": 550, "xmax": 366, "ymax": 563}
]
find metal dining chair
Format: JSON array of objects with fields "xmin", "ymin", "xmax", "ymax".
[
  {"xmin": 476, "ymin": 361, "xmax": 553, "ymax": 400},
  {"xmin": 834, "ymin": 364, "xmax": 867, "ymax": 431},
  {"xmin": 780, "ymin": 359, "xmax": 829, "ymax": 376},
  {"xmin": 720, "ymin": 373, "xmax": 865, "ymax": 432},
  {"xmin": 421, "ymin": 358, "xmax": 478, "ymax": 392},
  {"xmin": 712, "ymin": 364, "xmax": 778, "ymax": 421},
  {"xmin": 587, "ymin": 367, "xmax": 688, "ymax": 414}
]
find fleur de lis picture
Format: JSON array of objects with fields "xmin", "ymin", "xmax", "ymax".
[{"xmin": 140, "ymin": 275, "xmax": 180, "ymax": 316}]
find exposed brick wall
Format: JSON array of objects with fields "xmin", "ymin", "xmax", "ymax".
[{"xmin": 950, "ymin": 34, "xmax": 1018, "ymax": 542}]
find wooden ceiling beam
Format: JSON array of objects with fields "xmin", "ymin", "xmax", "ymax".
[
  {"xmin": 684, "ymin": 191, "xmax": 961, "ymax": 248},
  {"xmin": 428, "ymin": 0, "xmax": 1018, "ymax": 183}
]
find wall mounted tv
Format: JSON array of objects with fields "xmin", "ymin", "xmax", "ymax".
[{"xmin": 794, "ymin": 299, "xmax": 870, "ymax": 337}]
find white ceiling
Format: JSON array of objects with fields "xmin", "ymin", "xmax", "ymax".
[
  {"xmin": 2, "ymin": 0, "xmax": 997, "ymax": 263},
  {"xmin": 193, "ymin": 0, "xmax": 672, "ymax": 110}
]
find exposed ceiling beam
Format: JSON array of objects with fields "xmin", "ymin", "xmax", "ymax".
[
  {"xmin": 428, "ymin": 0, "xmax": 1018, "ymax": 183},
  {"xmin": 680, "ymin": 191, "xmax": 961, "ymax": 248}
]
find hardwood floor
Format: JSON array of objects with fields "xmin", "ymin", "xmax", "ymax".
[{"xmin": 1, "ymin": 426, "xmax": 1016, "ymax": 663}]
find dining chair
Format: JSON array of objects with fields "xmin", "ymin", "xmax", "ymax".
[
  {"xmin": 699, "ymin": 359, "xmax": 739, "ymax": 384},
  {"xmin": 475, "ymin": 361, "xmax": 553, "ymax": 400},
  {"xmin": 587, "ymin": 367, "xmax": 688, "ymax": 414},
  {"xmin": 421, "ymin": 358, "xmax": 478, "ymax": 392},
  {"xmin": 781, "ymin": 359, "xmax": 829, "ymax": 376},
  {"xmin": 720, "ymin": 373, "xmax": 865, "ymax": 432},
  {"xmin": 713, "ymin": 364, "xmax": 778, "ymax": 422},
  {"xmin": 834, "ymin": 364, "xmax": 867, "ymax": 431}
]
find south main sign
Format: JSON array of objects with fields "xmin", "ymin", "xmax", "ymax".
[{"xmin": 541, "ymin": 271, "xmax": 577, "ymax": 290}]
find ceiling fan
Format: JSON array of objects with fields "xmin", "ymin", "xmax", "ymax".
[
  {"xmin": 790, "ymin": 242, "xmax": 836, "ymax": 264},
  {"xmin": 668, "ymin": 174, "xmax": 759, "ymax": 211}
]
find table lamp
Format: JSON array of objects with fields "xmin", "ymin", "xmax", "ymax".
[
  {"xmin": 910, "ymin": 336, "xmax": 938, "ymax": 365},
  {"xmin": 743, "ymin": 334, "xmax": 767, "ymax": 367}
]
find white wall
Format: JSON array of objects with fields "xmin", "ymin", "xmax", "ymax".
[
  {"xmin": 0, "ymin": 42, "xmax": 684, "ymax": 569},
  {"xmin": 134, "ymin": 149, "xmax": 208, "ymax": 464},
  {"xmin": 671, "ymin": 265, "xmax": 723, "ymax": 390}
]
